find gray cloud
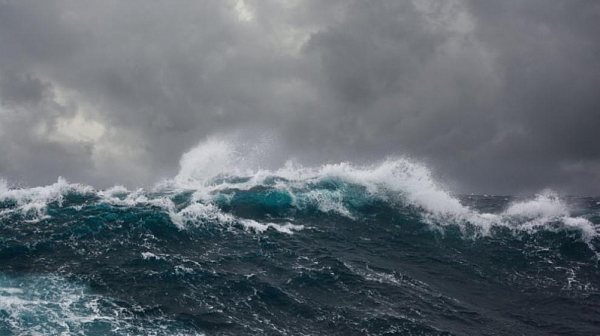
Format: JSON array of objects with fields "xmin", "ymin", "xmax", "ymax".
[{"xmin": 0, "ymin": 0, "xmax": 599, "ymax": 194}]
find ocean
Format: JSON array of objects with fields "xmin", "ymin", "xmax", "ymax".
[{"xmin": 1, "ymin": 140, "xmax": 599, "ymax": 335}]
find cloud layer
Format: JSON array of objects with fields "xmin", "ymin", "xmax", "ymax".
[{"xmin": 1, "ymin": 0, "xmax": 599, "ymax": 194}]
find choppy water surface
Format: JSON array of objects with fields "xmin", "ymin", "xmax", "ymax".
[{"xmin": 1, "ymin": 139, "xmax": 599, "ymax": 335}]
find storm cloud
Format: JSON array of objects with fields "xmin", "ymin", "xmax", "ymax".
[{"xmin": 0, "ymin": 0, "xmax": 599, "ymax": 194}]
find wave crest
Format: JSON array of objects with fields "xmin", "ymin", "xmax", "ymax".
[{"xmin": 0, "ymin": 138, "xmax": 597, "ymax": 242}]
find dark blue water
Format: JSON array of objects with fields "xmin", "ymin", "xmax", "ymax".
[{"xmin": 1, "ymin": 164, "xmax": 599, "ymax": 335}]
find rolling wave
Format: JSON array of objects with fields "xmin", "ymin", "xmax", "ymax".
[
  {"xmin": 1, "ymin": 137, "xmax": 599, "ymax": 335},
  {"xmin": 1, "ymin": 137, "xmax": 597, "ymax": 242}
]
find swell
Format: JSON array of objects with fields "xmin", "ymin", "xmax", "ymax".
[
  {"xmin": 1, "ymin": 152, "xmax": 598, "ymax": 246},
  {"xmin": 1, "ymin": 138, "xmax": 600, "ymax": 335},
  {"xmin": 1, "ymin": 186, "xmax": 598, "ymax": 335}
]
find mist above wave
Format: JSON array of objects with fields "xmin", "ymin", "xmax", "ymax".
[{"xmin": 0, "ymin": 137, "xmax": 597, "ymax": 242}]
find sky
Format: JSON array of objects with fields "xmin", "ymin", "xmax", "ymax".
[{"xmin": 0, "ymin": 0, "xmax": 599, "ymax": 195}]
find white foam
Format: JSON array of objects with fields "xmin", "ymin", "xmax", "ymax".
[
  {"xmin": 305, "ymin": 188, "xmax": 354, "ymax": 218},
  {"xmin": 102, "ymin": 185, "xmax": 129, "ymax": 196},
  {"xmin": 168, "ymin": 201, "xmax": 304, "ymax": 234},
  {"xmin": 504, "ymin": 191, "xmax": 568, "ymax": 219},
  {"xmin": 174, "ymin": 137, "xmax": 252, "ymax": 187},
  {"xmin": 169, "ymin": 138, "xmax": 484, "ymax": 229},
  {"xmin": 563, "ymin": 217, "xmax": 597, "ymax": 240},
  {"xmin": 169, "ymin": 202, "xmax": 235, "ymax": 229},
  {"xmin": 171, "ymin": 137, "xmax": 473, "ymax": 221},
  {"xmin": 0, "ymin": 274, "xmax": 204, "ymax": 335},
  {"xmin": 99, "ymin": 187, "xmax": 177, "ymax": 212},
  {"xmin": 166, "ymin": 137, "xmax": 598, "ymax": 240},
  {"xmin": 0, "ymin": 287, "xmax": 23, "ymax": 294},
  {"xmin": 497, "ymin": 191, "xmax": 597, "ymax": 241},
  {"xmin": 239, "ymin": 220, "xmax": 305, "ymax": 234},
  {"xmin": 141, "ymin": 252, "xmax": 164, "ymax": 260},
  {"xmin": 0, "ymin": 137, "xmax": 596, "ymax": 241},
  {"xmin": 0, "ymin": 173, "xmax": 305, "ymax": 236},
  {"xmin": 0, "ymin": 177, "xmax": 94, "ymax": 220}
]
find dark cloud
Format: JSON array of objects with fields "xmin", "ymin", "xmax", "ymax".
[{"xmin": 0, "ymin": 0, "xmax": 599, "ymax": 194}]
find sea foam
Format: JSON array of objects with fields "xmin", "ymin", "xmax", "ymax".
[
  {"xmin": 0, "ymin": 274, "xmax": 203, "ymax": 335},
  {"xmin": 0, "ymin": 137, "xmax": 597, "ymax": 240},
  {"xmin": 166, "ymin": 137, "xmax": 596, "ymax": 239}
]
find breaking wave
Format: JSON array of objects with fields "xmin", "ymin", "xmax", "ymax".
[
  {"xmin": 1, "ymin": 137, "xmax": 599, "ymax": 335},
  {"xmin": 1, "ymin": 137, "xmax": 596, "ymax": 241}
]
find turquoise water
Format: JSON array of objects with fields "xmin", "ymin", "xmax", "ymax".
[{"xmin": 1, "ymin": 158, "xmax": 599, "ymax": 335}]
